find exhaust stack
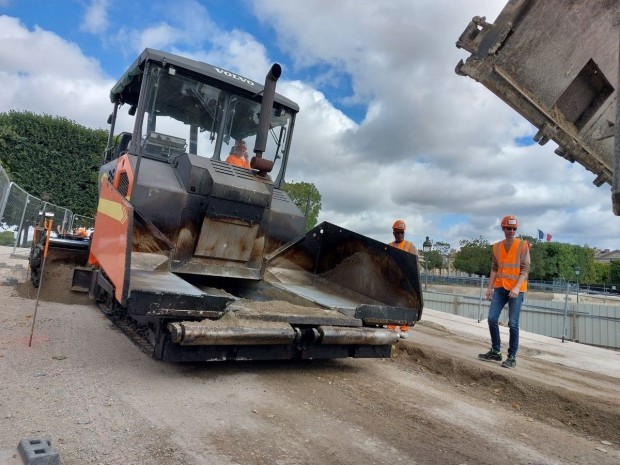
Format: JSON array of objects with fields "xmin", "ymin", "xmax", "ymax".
[{"xmin": 251, "ymin": 63, "xmax": 282, "ymax": 174}]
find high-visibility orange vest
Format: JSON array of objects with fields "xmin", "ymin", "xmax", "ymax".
[
  {"xmin": 226, "ymin": 155, "xmax": 251, "ymax": 169},
  {"xmin": 389, "ymin": 240, "xmax": 417, "ymax": 255},
  {"xmin": 493, "ymin": 239, "xmax": 527, "ymax": 292}
]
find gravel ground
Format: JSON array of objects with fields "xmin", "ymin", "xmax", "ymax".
[{"xmin": 0, "ymin": 247, "xmax": 619, "ymax": 465}]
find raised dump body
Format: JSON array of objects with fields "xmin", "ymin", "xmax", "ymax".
[{"xmin": 455, "ymin": 0, "xmax": 619, "ymax": 213}]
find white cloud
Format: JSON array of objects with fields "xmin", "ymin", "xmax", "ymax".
[
  {"xmin": 80, "ymin": 0, "xmax": 110, "ymax": 34},
  {"xmin": 111, "ymin": 0, "xmax": 219, "ymax": 56},
  {"xmin": 0, "ymin": 16, "xmax": 103, "ymax": 79},
  {"xmin": 0, "ymin": 16, "xmax": 112, "ymax": 128}
]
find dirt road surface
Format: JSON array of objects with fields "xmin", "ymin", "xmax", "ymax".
[{"xmin": 0, "ymin": 250, "xmax": 619, "ymax": 465}]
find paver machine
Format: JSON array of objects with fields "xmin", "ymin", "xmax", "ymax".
[{"xmin": 73, "ymin": 48, "xmax": 423, "ymax": 362}]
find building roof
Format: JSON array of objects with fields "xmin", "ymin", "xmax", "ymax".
[{"xmin": 593, "ymin": 249, "xmax": 620, "ymax": 264}]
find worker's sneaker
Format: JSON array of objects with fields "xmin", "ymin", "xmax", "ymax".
[
  {"xmin": 478, "ymin": 349, "xmax": 502, "ymax": 362},
  {"xmin": 501, "ymin": 356, "xmax": 516, "ymax": 368}
]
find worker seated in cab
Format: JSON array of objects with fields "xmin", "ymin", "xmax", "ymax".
[
  {"xmin": 73, "ymin": 227, "xmax": 90, "ymax": 239},
  {"xmin": 225, "ymin": 139, "xmax": 251, "ymax": 169}
]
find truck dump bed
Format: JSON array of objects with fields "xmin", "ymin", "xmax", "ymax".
[{"xmin": 456, "ymin": 0, "xmax": 619, "ymax": 212}]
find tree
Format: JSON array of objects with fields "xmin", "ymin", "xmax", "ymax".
[
  {"xmin": 282, "ymin": 181, "xmax": 322, "ymax": 231},
  {"xmin": 0, "ymin": 231, "xmax": 14, "ymax": 246},
  {"xmin": 453, "ymin": 236, "xmax": 492, "ymax": 276},
  {"xmin": 426, "ymin": 250, "xmax": 444, "ymax": 272},
  {"xmin": 590, "ymin": 261, "xmax": 610, "ymax": 285},
  {"xmin": 0, "ymin": 111, "xmax": 106, "ymax": 216},
  {"xmin": 535, "ymin": 242, "xmax": 596, "ymax": 283},
  {"xmin": 528, "ymin": 241, "xmax": 546, "ymax": 280},
  {"xmin": 610, "ymin": 261, "xmax": 620, "ymax": 288},
  {"xmin": 433, "ymin": 241, "xmax": 451, "ymax": 275}
]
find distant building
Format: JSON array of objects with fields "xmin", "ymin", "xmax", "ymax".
[{"xmin": 593, "ymin": 249, "xmax": 620, "ymax": 264}]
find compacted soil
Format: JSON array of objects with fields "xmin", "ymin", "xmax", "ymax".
[{"xmin": 0, "ymin": 251, "xmax": 618, "ymax": 465}]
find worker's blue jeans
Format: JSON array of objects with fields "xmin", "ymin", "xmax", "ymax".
[{"xmin": 488, "ymin": 287, "xmax": 524, "ymax": 358}]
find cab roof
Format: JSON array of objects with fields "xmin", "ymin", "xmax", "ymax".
[{"xmin": 109, "ymin": 48, "xmax": 299, "ymax": 112}]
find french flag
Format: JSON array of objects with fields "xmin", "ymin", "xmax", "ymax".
[{"xmin": 538, "ymin": 229, "xmax": 552, "ymax": 242}]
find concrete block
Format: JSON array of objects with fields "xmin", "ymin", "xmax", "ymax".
[{"xmin": 17, "ymin": 438, "xmax": 59, "ymax": 465}]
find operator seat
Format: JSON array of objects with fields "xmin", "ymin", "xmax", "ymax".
[{"xmin": 115, "ymin": 132, "xmax": 132, "ymax": 158}]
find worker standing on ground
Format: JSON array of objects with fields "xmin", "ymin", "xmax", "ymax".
[
  {"xmin": 388, "ymin": 219, "xmax": 417, "ymax": 337},
  {"xmin": 389, "ymin": 219, "xmax": 417, "ymax": 255},
  {"xmin": 225, "ymin": 139, "xmax": 251, "ymax": 169},
  {"xmin": 479, "ymin": 215, "xmax": 530, "ymax": 368}
]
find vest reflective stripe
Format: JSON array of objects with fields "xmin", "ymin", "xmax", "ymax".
[
  {"xmin": 493, "ymin": 239, "xmax": 527, "ymax": 292},
  {"xmin": 390, "ymin": 240, "xmax": 416, "ymax": 254}
]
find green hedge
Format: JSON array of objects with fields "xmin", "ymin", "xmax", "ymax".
[{"xmin": 0, "ymin": 111, "xmax": 107, "ymax": 216}]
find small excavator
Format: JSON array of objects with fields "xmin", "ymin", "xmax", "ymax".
[{"xmin": 54, "ymin": 48, "xmax": 423, "ymax": 362}]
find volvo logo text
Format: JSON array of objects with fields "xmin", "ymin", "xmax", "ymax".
[{"xmin": 214, "ymin": 68, "xmax": 255, "ymax": 86}]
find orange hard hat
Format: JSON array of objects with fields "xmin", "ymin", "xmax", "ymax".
[
  {"xmin": 392, "ymin": 219, "xmax": 406, "ymax": 231},
  {"xmin": 500, "ymin": 215, "xmax": 518, "ymax": 228}
]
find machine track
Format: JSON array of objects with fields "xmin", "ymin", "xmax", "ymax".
[{"xmin": 97, "ymin": 303, "xmax": 157, "ymax": 358}]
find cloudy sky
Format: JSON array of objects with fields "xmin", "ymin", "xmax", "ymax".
[{"xmin": 0, "ymin": 0, "xmax": 618, "ymax": 251}]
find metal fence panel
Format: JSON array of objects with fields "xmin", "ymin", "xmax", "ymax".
[
  {"xmin": 0, "ymin": 166, "xmax": 10, "ymax": 221},
  {"xmin": 423, "ymin": 290, "xmax": 620, "ymax": 350},
  {"xmin": 0, "ymin": 177, "xmax": 92, "ymax": 251},
  {"xmin": 70, "ymin": 214, "xmax": 95, "ymax": 231}
]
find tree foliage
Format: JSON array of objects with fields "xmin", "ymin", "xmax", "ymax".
[
  {"xmin": 453, "ymin": 236, "xmax": 492, "ymax": 276},
  {"xmin": 282, "ymin": 181, "xmax": 322, "ymax": 231},
  {"xmin": 0, "ymin": 111, "xmax": 106, "ymax": 216},
  {"xmin": 0, "ymin": 231, "xmax": 14, "ymax": 246},
  {"xmin": 590, "ymin": 261, "xmax": 610, "ymax": 285},
  {"xmin": 433, "ymin": 241, "xmax": 451, "ymax": 275},
  {"xmin": 425, "ymin": 250, "xmax": 444, "ymax": 272},
  {"xmin": 528, "ymin": 241, "xmax": 594, "ymax": 283},
  {"xmin": 610, "ymin": 261, "xmax": 620, "ymax": 287}
]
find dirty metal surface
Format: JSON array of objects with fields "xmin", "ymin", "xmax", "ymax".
[
  {"xmin": 456, "ymin": 0, "xmax": 619, "ymax": 210},
  {"xmin": 266, "ymin": 222, "xmax": 423, "ymax": 311},
  {"xmin": 226, "ymin": 299, "xmax": 361, "ymax": 327},
  {"xmin": 265, "ymin": 268, "xmax": 382, "ymax": 310},
  {"xmin": 128, "ymin": 269, "xmax": 207, "ymax": 296}
]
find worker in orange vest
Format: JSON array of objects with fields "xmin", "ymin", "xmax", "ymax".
[
  {"xmin": 387, "ymin": 219, "xmax": 417, "ymax": 337},
  {"xmin": 479, "ymin": 215, "xmax": 530, "ymax": 369},
  {"xmin": 389, "ymin": 219, "xmax": 418, "ymax": 255},
  {"xmin": 73, "ymin": 227, "xmax": 89, "ymax": 238},
  {"xmin": 225, "ymin": 139, "xmax": 251, "ymax": 169}
]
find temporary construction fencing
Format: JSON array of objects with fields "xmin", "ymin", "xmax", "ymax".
[
  {"xmin": 422, "ymin": 284, "xmax": 620, "ymax": 350},
  {"xmin": 0, "ymin": 165, "xmax": 94, "ymax": 253}
]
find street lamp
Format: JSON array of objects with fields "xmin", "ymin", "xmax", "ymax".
[
  {"xmin": 573, "ymin": 264, "xmax": 581, "ymax": 303},
  {"xmin": 423, "ymin": 236, "xmax": 432, "ymax": 290},
  {"xmin": 446, "ymin": 243, "xmax": 451, "ymax": 277}
]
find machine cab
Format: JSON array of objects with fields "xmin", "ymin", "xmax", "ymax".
[
  {"xmin": 95, "ymin": 49, "xmax": 305, "ymax": 282},
  {"xmin": 103, "ymin": 48, "xmax": 299, "ymax": 188}
]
